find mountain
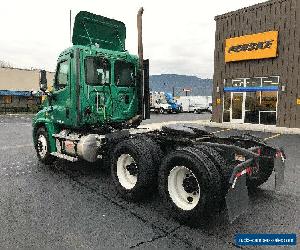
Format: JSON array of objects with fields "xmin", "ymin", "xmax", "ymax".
[{"xmin": 149, "ymin": 74, "xmax": 213, "ymax": 96}]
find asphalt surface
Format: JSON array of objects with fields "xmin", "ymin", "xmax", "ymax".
[{"xmin": 0, "ymin": 113, "xmax": 299, "ymax": 249}]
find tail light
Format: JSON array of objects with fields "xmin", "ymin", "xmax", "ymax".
[{"xmin": 257, "ymin": 148, "xmax": 261, "ymax": 156}]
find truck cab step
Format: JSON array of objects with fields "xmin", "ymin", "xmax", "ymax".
[{"xmin": 51, "ymin": 152, "xmax": 78, "ymax": 162}]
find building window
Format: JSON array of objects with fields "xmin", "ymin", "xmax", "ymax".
[
  {"xmin": 223, "ymin": 92, "xmax": 231, "ymax": 122},
  {"xmin": 223, "ymin": 76, "xmax": 279, "ymax": 125},
  {"xmin": 3, "ymin": 96, "xmax": 12, "ymax": 104}
]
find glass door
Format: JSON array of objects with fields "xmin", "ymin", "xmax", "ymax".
[{"xmin": 230, "ymin": 92, "xmax": 245, "ymax": 123}]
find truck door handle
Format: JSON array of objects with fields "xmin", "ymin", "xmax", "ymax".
[{"xmin": 66, "ymin": 108, "xmax": 70, "ymax": 118}]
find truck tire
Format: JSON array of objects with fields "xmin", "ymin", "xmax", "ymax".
[
  {"xmin": 159, "ymin": 108, "xmax": 165, "ymax": 114},
  {"xmin": 34, "ymin": 127, "xmax": 55, "ymax": 165},
  {"xmin": 194, "ymin": 144, "xmax": 232, "ymax": 194},
  {"xmin": 137, "ymin": 136, "xmax": 163, "ymax": 168},
  {"xmin": 247, "ymin": 158, "xmax": 274, "ymax": 191},
  {"xmin": 158, "ymin": 146, "xmax": 222, "ymax": 225},
  {"xmin": 111, "ymin": 138, "xmax": 157, "ymax": 201}
]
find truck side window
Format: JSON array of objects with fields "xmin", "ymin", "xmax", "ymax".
[
  {"xmin": 55, "ymin": 60, "xmax": 69, "ymax": 90},
  {"xmin": 85, "ymin": 57, "xmax": 110, "ymax": 86},
  {"xmin": 115, "ymin": 61, "xmax": 135, "ymax": 86}
]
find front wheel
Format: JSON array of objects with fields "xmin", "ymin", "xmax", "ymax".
[
  {"xmin": 159, "ymin": 108, "xmax": 165, "ymax": 114},
  {"xmin": 34, "ymin": 127, "xmax": 55, "ymax": 165}
]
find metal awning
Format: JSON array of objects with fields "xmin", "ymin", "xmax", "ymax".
[
  {"xmin": 0, "ymin": 90, "xmax": 32, "ymax": 96},
  {"xmin": 224, "ymin": 86, "xmax": 279, "ymax": 92}
]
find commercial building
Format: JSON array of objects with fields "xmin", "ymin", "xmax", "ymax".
[
  {"xmin": 0, "ymin": 67, "xmax": 54, "ymax": 113},
  {"xmin": 212, "ymin": 0, "xmax": 300, "ymax": 128}
]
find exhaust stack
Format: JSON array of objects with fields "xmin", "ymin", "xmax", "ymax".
[
  {"xmin": 137, "ymin": 7, "xmax": 144, "ymax": 69},
  {"xmin": 137, "ymin": 7, "xmax": 150, "ymax": 120}
]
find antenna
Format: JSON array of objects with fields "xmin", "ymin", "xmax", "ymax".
[{"xmin": 70, "ymin": 10, "xmax": 72, "ymax": 44}]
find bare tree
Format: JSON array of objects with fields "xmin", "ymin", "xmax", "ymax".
[{"xmin": 0, "ymin": 60, "xmax": 13, "ymax": 68}]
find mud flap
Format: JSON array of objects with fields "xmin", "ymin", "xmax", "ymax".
[
  {"xmin": 274, "ymin": 156, "xmax": 285, "ymax": 190},
  {"xmin": 225, "ymin": 174, "xmax": 249, "ymax": 223}
]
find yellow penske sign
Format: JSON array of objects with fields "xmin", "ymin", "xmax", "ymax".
[{"xmin": 225, "ymin": 31, "xmax": 278, "ymax": 62}]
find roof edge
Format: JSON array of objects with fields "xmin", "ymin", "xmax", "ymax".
[
  {"xmin": 214, "ymin": 0, "xmax": 288, "ymax": 21},
  {"xmin": 0, "ymin": 67, "xmax": 54, "ymax": 74}
]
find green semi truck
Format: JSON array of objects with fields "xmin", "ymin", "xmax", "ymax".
[{"xmin": 32, "ymin": 9, "xmax": 285, "ymax": 225}]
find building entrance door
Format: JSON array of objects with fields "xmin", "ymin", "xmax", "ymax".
[{"xmin": 230, "ymin": 92, "xmax": 245, "ymax": 123}]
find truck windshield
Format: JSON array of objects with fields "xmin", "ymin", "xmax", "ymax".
[
  {"xmin": 114, "ymin": 61, "xmax": 135, "ymax": 86},
  {"xmin": 85, "ymin": 57, "xmax": 110, "ymax": 86}
]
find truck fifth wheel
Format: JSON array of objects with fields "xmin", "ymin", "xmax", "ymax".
[{"xmin": 32, "ymin": 9, "xmax": 286, "ymax": 225}]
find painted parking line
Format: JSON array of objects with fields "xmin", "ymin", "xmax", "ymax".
[
  {"xmin": 0, "ymin": 144, "xmax": 32, "ymax": 151},
  {"xmin": 212, "ymin": 128, "xmax": 232, "ymax": 134},
  {"xmin": 263, "ymin": 133, "xmax": 281, "ymax": 141}
]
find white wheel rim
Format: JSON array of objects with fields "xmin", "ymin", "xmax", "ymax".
[
  {"xmin": 117, "ymin": 154, "xmax": 138, "ymax": 189},
  {"xmin": 37, "ymin": 134, "xmax": 48, "ymax": 158},
  {"xmin": 168, "ymin": 166, "xmax": 200, "ymax": 210}
]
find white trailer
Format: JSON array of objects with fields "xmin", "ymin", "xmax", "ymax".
[{"xmin": 177, "ymin": 96, "xmax": 212, "ymax": 113}]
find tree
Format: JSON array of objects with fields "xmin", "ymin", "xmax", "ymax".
[{"xmin": 0, "ymin": 60, "xmax": 13, "ymax": 68}]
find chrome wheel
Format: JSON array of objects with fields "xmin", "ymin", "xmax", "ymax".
[
  {"xmin": 37, "ymin": 134, "xmax": 48, "ymax": 159},
  {"xmin": 117, "ymin": 154, "xmax": 138, "ymax": 189},
  {"xmin": 168, "ymin": 166, "xmax": 200, "ymax": 210}
]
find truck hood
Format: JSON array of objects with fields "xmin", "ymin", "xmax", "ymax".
[{"xmin": 72, "ymin": 11, "xmax": 126, "ymax": 51}]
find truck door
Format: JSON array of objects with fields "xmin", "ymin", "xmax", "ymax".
[
  {"xmin": 83, "ymin": 56, "xmax": 112, "ymax": 124},
  {"xmin": 51, "ymin": 56, "xmax": 74, "ymax": 126},
  {"xmin": 111, "ymin": 60, "xmax": 137, "ymax": 121}
]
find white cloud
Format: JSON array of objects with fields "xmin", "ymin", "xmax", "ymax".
[{"xmin": 0, "ymin": 0, "xmax": 265, "ymax": 77}]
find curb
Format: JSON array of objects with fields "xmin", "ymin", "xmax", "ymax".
[{"xmin": 139, "ymin": 120, "xmax": 300, "ymax": 135}]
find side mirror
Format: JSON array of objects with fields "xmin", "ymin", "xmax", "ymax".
[{"xmin": 39, "ymin": 70, "xmax": 48, "ymax": 92}]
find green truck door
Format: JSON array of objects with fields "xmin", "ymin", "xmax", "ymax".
[
  {"xmin": 51, "ymin": 55, "xmax": 74, "ymax": 126},
  {"xmin": 111, "ymin": 60, "xmax": 137, "ymax": 121}
]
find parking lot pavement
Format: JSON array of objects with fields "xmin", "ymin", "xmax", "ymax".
[
  {"xmin": 141, "ymin": 112, "xmax": 211, "ymax": 124},
  {"xmin": 0, "ymin": 114, "xmax": 299, "ymax": 249}
]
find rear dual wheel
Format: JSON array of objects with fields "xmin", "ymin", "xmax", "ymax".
[
  {"xmin": 111, "ymin": 140, "xmax": 223, "ymax": 225},
  {"xmin": 158, "ymin": 147, "xmax": 222, "ymax": 224},
  {"xmin": 111, "ymin": 137, "xmax": 160, "ymax": 201}
]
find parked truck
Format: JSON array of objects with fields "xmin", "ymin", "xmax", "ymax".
[
  {"xmin": 150, "ymin": 91, "xmax": 181, "ymax": 114},
  {"xmin": 150, "ymin": 91, "xmax": 172, "ymax": 114},
  {"xmin": 33, "ymin": 9, "xmax": 285, "ymax": 225},
  {"xmin": 178, "ymin": 96, "xmax": 212, "ymax": 113},
  {"xmin": 165, "ymin": 92, "xmax": 182, "ymax": 113}
]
